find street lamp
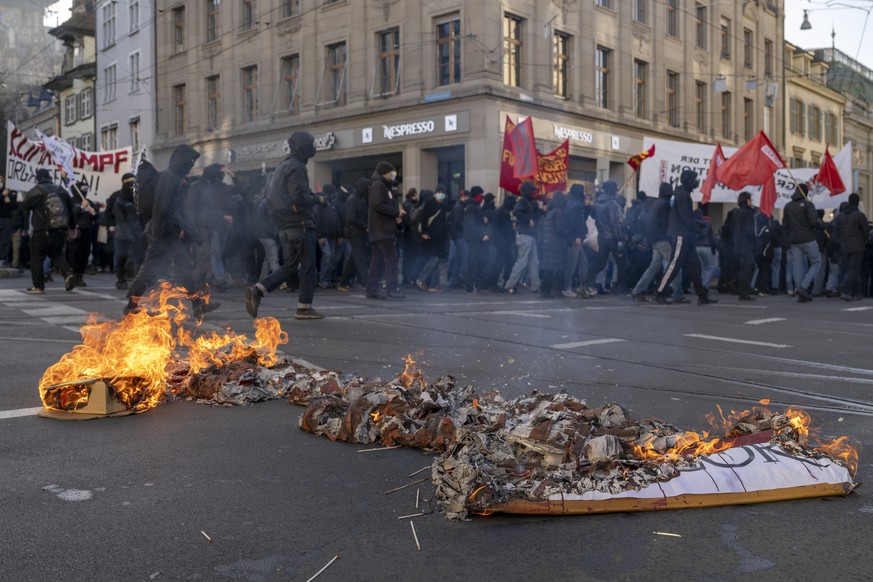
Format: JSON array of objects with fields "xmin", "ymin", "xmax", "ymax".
[{"xmin": 801, "ymin": 9, "xmax": 812, "ymax": 29}]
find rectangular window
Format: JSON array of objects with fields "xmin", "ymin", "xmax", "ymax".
[
  {"xmin": 667, "ymin": 71, "xmax": 679, "ymax": 128},
  {"xmin": 744, "ymin": 98, "xmax": 754, "ymax": 140},
  {"xmin": 129, "ymin": 52, "xmax": 140, "ymax": 92},
  {"xmin": 282, "ymin": 0, "xmax": 300, "ymax": 18},
  {"xmin": 80, "ymin": 133, "xmax": 93, "ymax": 151},
  {"xmin": 743, "ymin": 28, "xmax": 754, "ymax": 68},
  {"xmin": 634, "ymin": 59, "xmax": 647, "ymax": 118},
  {"xmin": 206, "ymin": 0, "xmax": 219, "ymax": 42},
  {"xmin": 552, "ymin": 31, "xmax": 570, "ymax": 98},
  {"xmin": 326, "ymin": 42, "xmax": 346, "ymax": 105},
  {"xmin": 720, "ymin": 17, "xmax": 731, "ymax": 59},
  {"xmin": 281, "ymin": 54, "xmax": 300, "ymax": 112},
  {"xmin": 173, "ymin": 84, "xmax": 186, "ymax": 135},
  {"xmin": 595, "ymin": 46, "xmax": 611, "ymax": 109},
  {"xmin": 100, "ymin": 124, "xmax": 118, "ymax": 151},
  {"xmin": 721, "ymin": 91, "xmax": 732, "ymax": 138},
  {"xmin": 827, "ymin": 112, "xmax": 838, "ymax": 144},
  {"xmin": 503, "ymin": 14, "xmax": 523, "ymax": 87},
  {"xmin": 789, "ymin": 98, "xmax": 797, "ymax": 134},
  {"xmin": 596, "ymin": 0, "xmax": 613, "ymax": 9},
  {"xmin": 633, "ymin": 0, "xmax": 647, "ymax": 24},
  {"xmin": 103, "ymin": 64, "xmax": 116, "ymax": 102},
  {"xmin": 764, "ymin": 39, "xmax": 773, "ymax": 77},
  {"xmin": 242, "ymin": 0, "xmax": 256, "ymax": 31},
  {"xmin": 436, "ymin": 18, "xmax": 461, "ymax": 86},
  {"xmin": 64, "ymin": 95, "xmax": 77, "ymax": 125},
  {"xmin": 129, "ymin": 0, "xmax": 140, "ymax": 33},
  {"xmin": 810, "ymin": 105, "xmax": 822, "ymax": 141},
  {"xmin": 695, "ymin": 3, "xmax": 706, "ymax": 49},
  {"xmin": 242, "ymin": 65, "xmax": 258, "ymax": 121},
  {"xmin": 173, "ymin": 7, "xmax": 186, "ymax": 53},
  {"xmin": 101, "ymin": 2, "xmax": 116, "ymax": 49},
  {"xmin": 79, "ymin": 87, "xmax": 92, "ymax": 118},
  {"xmin": 695, "ymin": 81, "xmax": 706, "ymax": 133},
  {"xmin": 130, "ymin": 119, "xmax": 141, "ymax": 152},
  {"xmin": 666, "ymin": 0, "xmax": 679, "ymax": 37},
  {"xmin": 377, "ymin": 28, "xmax": 400, "ymax": 96},
  {"xmin": 206, "ymin": 75, "xmax": 220, "ymax": 129}
]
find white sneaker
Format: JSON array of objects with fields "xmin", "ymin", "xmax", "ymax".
[{"xmin": 562, "ymin": 289, "xmax": 577, "ymax": 298}]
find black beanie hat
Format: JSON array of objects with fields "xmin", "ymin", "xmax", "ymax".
[
  {"xmin": 849, "ymin": 193, "xmax": 860, "ymax": 207},
  {"xmin": 375, "ymin": 161, "xmax": 395, "ymax": 176},
  {"xmin": 36, "ymin": 168, "xmax": 52, "ymax": 182}
]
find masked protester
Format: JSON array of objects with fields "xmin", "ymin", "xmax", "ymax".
[
  {"xmin": 366, "ymin": 161, "xmax": 405, "ymax": 299},
  {"xmin": 68, "ymin": 181, "xmax": 98, "ymax": 287},
  {"xmin": 245, "ymin": 131, "xmax": 325, "ymax": 320},
  {"xmin": 783, "ymin": 183, "xmax": 824, "ymax": 303},
  {"xmin": 415, "ymin": 188, "xmax": 448, "ymax": 291},
  {"xmin": 21, "ymin": 168, "xmax": 77, "ymax": 294},
  {"xmin": 504, "ymin": 182, "xmax": 542, "ymax": 294},
  {"xmin": 125, "ymin": 144, "xmax": 200, "ymax": 314},
  {"xmin": 112, "ymin": 173, "xmax": 143, "ymax": 289},
  {"xmin": 185, "ymin": 164, "xmax": 228, "ymax": 315},
  {"xmin": 835, "ymin": 193, "xmax": 871, "ymax": 301},
  {"xmin": 337, "ymin": 177, "xmax": 371, "ymax": 290},
  {"xmin": 654, "ymin": 169, "xmax": 717, "ymax": 306},
  {"xmin": 730, "ymin": 191, "xmax": 758, "ymax": 301},
  {"xmin": 0, "ymin": 178, "xmax": 18, "ymax": 267}
]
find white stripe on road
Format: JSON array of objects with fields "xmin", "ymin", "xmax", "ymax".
[
  {"xmin": 551, "ymin": 338, "xmax": 626, "ymax": 350},
  {"xmin": 744, "ymin": 317, "xmax": 786, "ymax": 325},
  {"xmin": 0, "ymin": 407, "xmax": 42, "ymax": 420},
  {"xmin": 843, "ymin": 306, "xmax": 873, "ymax": 312},
  {"xmin": 491, "ymin": 310, "xmax": 552, "ymax": 318},
  {"xmin": 685, "ymin": 334, "xmax": 791, "ymax": 349}
]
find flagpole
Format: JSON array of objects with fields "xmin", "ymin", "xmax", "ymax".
[{"xmin": 616, "ymin": 170, "xmax": 636, "ymax": 197}]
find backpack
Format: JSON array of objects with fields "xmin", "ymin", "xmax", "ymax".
[
  {"xmin": 135, "ymin": 160, "xmax": 160, "ymax": 222},
  {"xmin": 42, "ymin": 184, "xmax": 69, "ymax": 230}
]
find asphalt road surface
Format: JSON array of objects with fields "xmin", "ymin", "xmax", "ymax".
[{"xmin": 1, "ymin": 272, "xmax": 870, "ymax": 582}]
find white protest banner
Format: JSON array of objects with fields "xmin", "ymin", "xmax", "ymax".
[
  {"xmin": 4, "ymin": 121, "xmax": 133, "ymax": 204},
  {"xmin": 640, "ymin": 136, "xmax": 853, "ymax": 211}
]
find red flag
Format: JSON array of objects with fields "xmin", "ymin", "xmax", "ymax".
[
  {"xmin": 716, "ymin": 131, "xmax": 785, "ymax": 190},
  {"xmin": 627, "ymin": 144, "xmax": 656, "ymax": 172},
  {"xmin": 759, "ymin": 175, "xmax": 778, "ymax": 218},
  {"xmin": 811, "ymin": 146, "xmax": 846, "ymax": 196},
  {"xmin": 700, "ymin": 143, "xmax": 726, "ymax": 205},
  {"xmin": 534, "ymin": 140, "xmax": 570, "ymax": 198},
  {"xmin": 509, "ymin": 116, "xmax": 538, "ymax": 179},
  {"xmin": 499, "ymin": 117, "xmax": 522, "ymax": 194}
]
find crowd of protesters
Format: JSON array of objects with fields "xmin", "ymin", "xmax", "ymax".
[{"xmin": 6, "ymin": 137, "xmax": 873, "ymax": 318}]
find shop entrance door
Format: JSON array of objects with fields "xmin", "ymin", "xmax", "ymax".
[{"xmin": 435, "ymin": 146, "xmax": 465, "ymax": 203}]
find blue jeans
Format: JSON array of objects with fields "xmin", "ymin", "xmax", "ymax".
[
  {"xmin": 211, "ymin": 231, "xmax": 227, "ymax": 283},
  {"xmin": 505, "ymin": 233, "xmax": 540, "ymax": 291},
  {"xmin": 696, "ymin": 247, "xmax": 717, "ymax": 290},
  {"xmin": 632, "ymin": 240, "xmax": 671, "ymax": 295},
  {"xmin": 447, "ymin": 239, "xmax": 468, "ymax": 285},
  {"xmin": 564, "ymin": 243, "xmax": 588, "ymax": 291},
  {"xmin": 789, "ymin": 240, "xmax": 822, "ymax": 292},
  {"xmin": 318, "ymin": 238, "xmax": 337, "ymax": 285},
  {"xmin": 771, "ymin": 247, "xmax": 782, "ymax": 291}
]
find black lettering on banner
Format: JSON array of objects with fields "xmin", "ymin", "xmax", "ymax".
[{"xmin": 699, "ymin": 446, "xmax": 755, "ymax": 469}]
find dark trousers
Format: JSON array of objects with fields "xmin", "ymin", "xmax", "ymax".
[
  {"xmin": 539, "ymin": 269, "xmax": 562, "ymax": 296},
  {"xmin": 68, "ymin": 227, "xmax": 93, "ymax": 275},
  {"xmin": 29, "ymin": 230, "xmax": 71, "ymax": 289},
  {"xmin": 259, "ymin": 227, "xmax": 317, "ymax": 305},
  {"xmin": 489, "ymin": 241, "xmax": 514, "ymax": 288},
  {"xmin": 755, "ymin": 253, "xmax": 773, "ymax": 294},
  {"xmin": 401, "ymin": 238, "xmax": 421, "ymax": 284},
  {"xmin": 840, "ymin": 252, "xmax": 864, "ymax": 296},
  {"xmin": 465, "ymin": 239, "xmax": 488, "ymax": 291},
  {"xmin": 367, "ymin": 238, "xmax": 399, "ymax": 295},
  {"xmin": 737, "ymin": 250, "xmax": 757, "ymax": 298},
  {"xmin": 657, "ymin": 234, "xmax": 706, "ymax": 297},
  {"xmin": 339, "ymin": 232, "xmax": 370, "ymax": 286},
  {"xmin": 0, "ymin": 216, "xmax": 14, "ymax": 263},
  {"xmin": 115, "ymin": 236, "xmax": 144, "ymax": 283},
  {"xmin": 586, "ymin": 237, "xmax": 629, "ymax": 291},
  {"xmin": 126, "ymin": 233, "xmax": 192, "ymax": 301}
]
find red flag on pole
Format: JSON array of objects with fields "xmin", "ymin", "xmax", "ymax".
[
  {"xmin": 716, "ymin": 131, "xmax": 786, "ymax": 217},
  {"xmin": 759, "ymin": 175, "xmax": 779, "ymax": 218},
  {"xmin": 509, "ymin": 116, "xmax": 539, "ymax": 179},
  {"xmin": 811, "ymin": 146, "xmax": 847, "ymax": 196},
  {"xmin": 627, "ymin": 144, "xmax": 656, "ymax": 172},
  {"xmin": 499, "ymin": 117, "xmax": 522, "ymax": 194},
  {"xmin": 700, "ymin": 143, "xmax": 726, "ymax": 205}
]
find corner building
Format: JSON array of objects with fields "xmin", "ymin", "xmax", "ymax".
[{"xmin": 153, "ymin": 0, "xmax": 784, "ymax": 205}]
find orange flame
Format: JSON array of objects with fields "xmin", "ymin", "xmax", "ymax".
[
  {"xmin": 371, "ymin": 411, "xmax": 382, "ymax": 422},
  {"xmin": 759, "ymin": 398, "xmax": 771, "ymax": 406},
  {"xmin": 399, "ymin": 353, "xmax": 424, "ymax": 388},
  {"xmin": 816, "ymin": 436, "xmax": 860, "ymax": 476},
  {"xmin": 39, "ymin": 283, "xmax": 289, "ymax": 413}
]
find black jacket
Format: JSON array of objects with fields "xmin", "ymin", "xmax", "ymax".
[
  {"xmin": 540, "ymin": 194, "xmax": 571, "ymax": 271},
  {"xmin": 346, "ymin": 179, "xmax": 370, "ymax": 237},
  {"xmin": 835, "ymin": 206, "xmax": 871, "ymax": 254},
  {"xmin": 368, "ymin": 173, "xmax": 399, "ymax": 243},
  {"xmin": 667, "ymin": 186, "xmax": 696, "ymax": 239},
  {"xmin": 267, "ymin": 152, "xmax": 321, "ymax": 230},
  {"xmin": 730, "ymin": 204, "xmax": 757, "ymax": 254},
  {"xmin": 462, "ymin": 202, "xmax": 487, "ymax": 242},
  {"xmin": 782, "ymin": 192, "xmax": 822, "ymax": 245},
  {"xmin": 22, "ymin": 179, "xmax": 74, "ymax": 232},
  {"xmin": 513, "ymin": 195, "xmax": 538, "ymax": 236},
  {"xmin": 316, "ymin": 197, "xmax": 343, "ymax": 239},
  {"xmin": 492, "ymin": 198, "xmax": 516, "ymax": 247},
  {"xmin": 185, "ymin": 177, "xmax": 224, "ymax": 242},
  {"xmin": 565, "ymin": 193, "xmax": 589, "ymax": 241},
  {"xmin": 112, "ymin": 182, "xmax": 142, "ymax": 242},
  {"xmin": 644, "ymin": 187, "xmax": 672, "ymax": 243},
  {"xmin": 150, "ymin": 144, "xmax": 199, "ymax": 240},
  {"xmin": 420, "ymin": 196, "xmax": 448, "ymax": 258},
  {"xmin": 0, "ymin": 190, "xmax": 19, "ymax": 219},
  {"xmin": 448, "ymin": 200, "xmax": 466, "ymax": 240},
  {"xmin": 594, "ymin": 193, "xmax": 623, "ymax": 240}
]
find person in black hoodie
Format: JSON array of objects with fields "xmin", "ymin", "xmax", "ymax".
[
  {"xmin": 488, "ymin": 195, "xmax": 516, "ymax": 291},
  {"xmin": 125, "ymin": 144, "xmax": 200, "ymax": 313},
  {"xmin": 447, "ymin": 187, "xmax": 469, "ymax": 288},
  {"xmin": 338, "ymin": 177, "xmax": 371, "ymax": 290},
  {"xmin": 112, "ymin": 174, "xmax": 144, "ymax": 290},
  {"xmin": 463, "ymin": 187, "xmax": 489, "ymax": 293},
  {"xmin": 185, "ymin": 164, "xmax": 226, "ymax": 307},
  {"xmin": 21, "ymin": 168, "xmax": 76, "ymax": 293},
  {"xmin": 245, "ymin": 132, "xmax": 325, "ymax": 319},
  {"xmin": 835, "ymin": 193, "xmax": 871, "ymax": 300},
  {"xmin": 366, "ymin": 161, "xmax": 405, "ymax": 299},
  {"xmin": 416, "ymin": 189, "xmax": 449, "ymax": 290},
  {"xmin": 655, "ymin": 170, "xmax": 717, "ymax": 305},
  {"xmin": 783, "ymin": 183, "xmax": 823, "ymax": 302},
  {"xmin": 730, "ymin": 191, "xmax": 758, "ymax": 301},
  {"xmin": 315, "ymin": 184, "xmax": 343, "ymax": 288},
  {"xmin": 540, "ymin": 192, "xmax": 572, "ymax": 298},
  {"xmin": 631, "ymin": 182, "xmax": 673, "ymax": 301},
  {"xmin": 68, "ymin": 181, "xmax": 98, "ymax": 287},
  {"xmin": 0, "ymin": 179, "xmax": 19, "ymax": 266},
  {"xmin": 504, "ymin": 182, "xmax": 541, "ymax": 293},
  {"xmin": 563, "ymin": 184, "xmax": 590, "ymax": 298},
  {"xmin": 400, "ymin": 187, "xmax": 421, "ymax": 286},
  {"xmin": 585, "ymin": 180, "xmax": 629, "ymax": 294}
]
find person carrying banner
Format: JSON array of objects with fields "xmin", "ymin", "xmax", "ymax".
[
  {"xmin": 21, "ymin": 168, "xmax": 76, "ymax": 294},
  {"xmin": 654, "ymin": 170, "xmax": 717, "ymax": 306}
]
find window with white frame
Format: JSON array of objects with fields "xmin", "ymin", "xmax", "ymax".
[
  {"xmin": 79, "ymin": 88, "xmax": 92, "ymax": 119},
  {"xmin": 130, "ymin": 118, "xmax": 141, "ymax": 151},
  {"xmin": 377, "ymin": 28, "xmax": 400, "ymax": 96},
  {"xmin": 101, "ymin": 2, "xmax": 116, "ymax": 48},
  {"xmin": 103, "ymin": 64, "xmax": 117, "ymax": 102},
  {"xmin": 282, "ymin": 0, "xmax": 299, "ymax": 18},
  {"xmin": 64, "ymin": 95, "xmax": 77, "ymax": 125},
  {"xmin": 80, "ymin": 133, "xmax": 93, "ymax": 150},
  {"xmin": 129, "ymin": 52, "xmax": 141, "ymax": 92},
  {"xmin": 100, "ymin": 124, "xmax": 118, "ymax": 151},
  {"xmin": 242, "ymin": 65, "xmax": 258, "ymax": 121},
  {"xmin": 242, "ymin": 0, "xmax": 257, "ymax": 31},
  {"xmin": 281, "ymin": 54, "xmax": 299, "ymax": 112},
  {"xmin": 129, "ymin": 0, "xmax": 140, "ymax": 33}
]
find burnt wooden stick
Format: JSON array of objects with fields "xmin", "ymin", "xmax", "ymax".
[
  {"xmin": 305, "ymin": 555, "xmax": 339, "ymax": 582},
  {"xmin": 384, "ymin": 477, "xmax": 427, "ymax": 495}
]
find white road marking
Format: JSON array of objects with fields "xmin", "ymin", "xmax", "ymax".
[
  {"xmin": 0, "ymin": 406, "xmax": 42, "ymax": 419},
  {"xmin": 744, "ymin": 317, "xmax": 786, "ymax": 325},
  {"xmin": 551, "ymin": 338, "xmax": 626, "ymax": 350},
  {"xmin": 685, "ymin": 334, "xmax": 791, "ymax": 349},
  {"xmin": 491, "ymin": 310, "xmax": 552, "ymax": 318},
  {"xmin": 843, "ymin": 306, "xmax": 873, "ymax": 312}
]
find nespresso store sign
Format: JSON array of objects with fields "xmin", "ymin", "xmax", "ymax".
[{"xmin": 358, "ymin": 111, "xmax": 469, "ymax": 146}]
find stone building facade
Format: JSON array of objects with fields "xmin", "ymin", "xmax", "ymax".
[{"xmin": 151, "ymin": 0, "xmax": 784, "ymax": 207}]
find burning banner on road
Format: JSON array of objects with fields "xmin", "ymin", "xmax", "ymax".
[
  {"xmin": 291, "ymin": 357, "xmax": 859, "ymax": 520},
  {"xmin": 39, "ymin": 284, "xmax": 289, "ymax": 416}
]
